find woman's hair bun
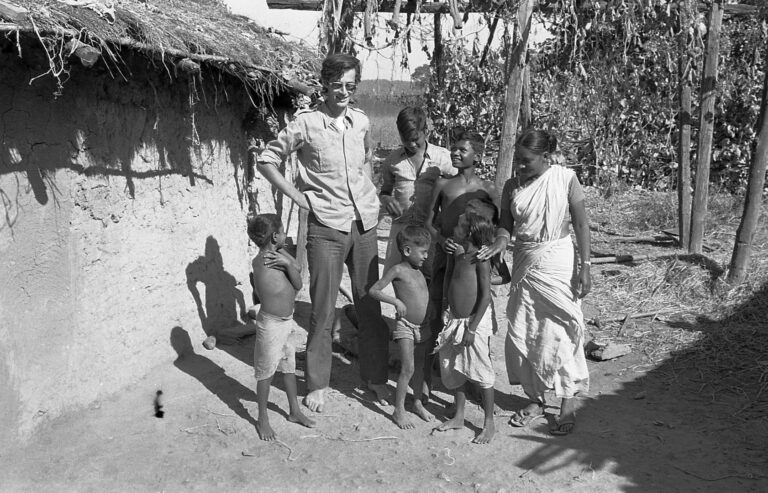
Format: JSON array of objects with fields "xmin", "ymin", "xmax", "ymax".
[{"xmin": 546, "ymin": 132, "xmax": 558, "ymax": 153}]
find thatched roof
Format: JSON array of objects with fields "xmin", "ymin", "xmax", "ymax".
[{"xmin": 0, "ymin": 0, "xmax": 319, "ymax": 100}]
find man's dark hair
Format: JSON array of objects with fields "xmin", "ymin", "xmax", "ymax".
[{"xmin": 320, "ymin": 53, "xmax": 362, "ymax": 85}]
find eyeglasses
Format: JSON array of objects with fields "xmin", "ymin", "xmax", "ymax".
[{"xmin": 328, "ymin": 82, "xmax": 358, "ymax": 93}]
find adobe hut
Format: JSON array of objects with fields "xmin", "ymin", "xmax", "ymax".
[{"xmin": 0, "ymin": 0, "xmax": 317, "ymax": 442}]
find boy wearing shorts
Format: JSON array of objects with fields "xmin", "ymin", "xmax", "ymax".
[
  {"xmin": 249, "ymin": 214, "xmax": 315, "ymax": 441},
  {"xmin": 369, "ymin": 226, "xmax": 434, "ymax": 429}
]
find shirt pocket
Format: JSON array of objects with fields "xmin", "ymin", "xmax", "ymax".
[{"xmin": 306, "ymin": 130, "xmax": 342, "ymax": 173}]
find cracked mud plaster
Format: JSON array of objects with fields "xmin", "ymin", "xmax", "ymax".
[{"xmin": 0, "ymin": 47, "xmax": 284, "ymax": 443}]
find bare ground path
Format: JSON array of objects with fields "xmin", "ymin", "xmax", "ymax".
[{"xmin": 3, "ymin": 219, "xmax": 768, "ymax": 492}]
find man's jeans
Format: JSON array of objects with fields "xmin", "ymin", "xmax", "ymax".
[{"xmin": 305, "ymin": 214, "xmax": 389, "ymax": 390}]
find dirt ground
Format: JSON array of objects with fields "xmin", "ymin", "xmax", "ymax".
[{"xmin": 3, "ymin": 218, "xmax": 768, "ymax": 493}]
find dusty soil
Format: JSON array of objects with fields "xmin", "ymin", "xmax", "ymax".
[{"xmin": 3, "ymin": 218, "xmax": 768, "ymax": 493}]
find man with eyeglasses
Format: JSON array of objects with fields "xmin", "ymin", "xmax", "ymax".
[{"xmin": 257, "ymin": 54, "xmax": 390, "ymax": 414}]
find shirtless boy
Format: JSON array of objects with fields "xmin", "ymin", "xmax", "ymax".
[
  {"xmin": 423, "ymin": 130, "xmax": 496, "ymax": 400},
  {"xmin": 369, "ymin": 226, "xmax": 434, "ymax": 429},
  {"xmin": 433, "ymin": 211, "xmax": 496, "ymax": 444},
  {"xmin": 249, "ymin": 214, "xmax": 315, "ymax": 441}
]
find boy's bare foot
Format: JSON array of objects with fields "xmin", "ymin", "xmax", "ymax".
[
  {"xmin": 393, "ymin": 408, "xmax": 415, "ymax": 429},
  {"xmin": 434, "ymin": 416, "xmax": 463, "ymax": 432},
  {"xmin": 288, "ymin": 410, "xmax": 316, "ymax": 429},
  {"xmin": 367, "ymin": 382, "xmax": 390, "ymax": 406},
  {"xmin": 256, "ymin": 419, "xmax": 276, "ymax": 441},
  {"xmin": 303, "ymin": 388, "xmax": 325, "ymax": 413},
  {"xmin": 473, "ymin": 419, "xmax": 496, "ymax": 444},
  {"xmin": 412, "ymin": 399, "xmax": 434, "ymax": 422}
]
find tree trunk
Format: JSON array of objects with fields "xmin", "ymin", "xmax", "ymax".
[
  {"xmin": 494, "ymin": 0, "xmax": 536, "ymax": 200},
  {"xmin": 727, "ymin": 38, "xmax": 768, "ymax": 285},
  {"xmin": 433, "ymin": 13, "xmax": 444, "ymax": 87},
  {"xmin": 521, "ymin": 64, "xmax": 532, "ymax": 130},
  {"xmin": 689, "ymin": 0, "xmax": 723, "ymax": 253},
  {"xmin": 677, "ymin": 0, "xmax": 693, "ymax": 249}
]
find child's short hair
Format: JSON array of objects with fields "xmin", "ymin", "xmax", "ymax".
[
  {"xmin": 466, "ymin": 197, "xmax": 499, "ymax": 225},
  {"xmin": 248, "ymin": 213, "xmax": 282, "ymax": 247},
  {"xmin": 320, "ymin": 53, "xmax": 362, "ymax": 85},
  {"xmin": 396, "ymin": 107, "xmax": 427, "ymax": 141},
  {"xmin": 466, "ymin": 212, "xmax": 496, "ymax": 248},
  {"xmin": 396, "ymin": 225, "xmax": 431, "ymax": 254},
  {"xmin": 454, "ymin": 130, "xmax": 485, "ymax": 160}
]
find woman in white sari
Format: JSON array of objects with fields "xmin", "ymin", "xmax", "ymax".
[{"xmin": 477, "ymin": 129, "xmax": 591, "ymax": 435}]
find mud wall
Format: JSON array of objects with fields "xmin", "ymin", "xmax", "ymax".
[{"xmin": 0, "ymin": 44, "xmax": 287, "ymax": 442}]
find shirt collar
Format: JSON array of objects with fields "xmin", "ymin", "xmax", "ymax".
[
  {"xmin": 318, "ymin": 102, "xmax": 355, "ymax": 129},
  {"xmin": 399, "ymin": 142, "xmax": 432, "ymax": 160}
]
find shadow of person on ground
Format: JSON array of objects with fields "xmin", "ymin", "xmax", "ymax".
[
  {"xmin": 505, "ymin": 281, "xmax": 768, "ymax": 491},
  {"xmin": 170, "ymin": 327, "xmax": 284, "ymax": 424}
]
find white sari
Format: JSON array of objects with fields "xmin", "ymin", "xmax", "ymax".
[{"xmin": 505, "ymin": 165, "xmax": 589, "ymax": 399}]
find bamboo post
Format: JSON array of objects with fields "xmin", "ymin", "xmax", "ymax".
[
  {"xmin": 494, "ymin": 0, "xmax": 535, "ymax": 199},
  {"xmin": 690, "ymin": 0, "xmax": 723, "ymax": 254},
  {"xmin": 677, "ymin": 0, "xmax": 693, "ymax": 249},
  {"xmin": 727, "ymin": 36, "xmax": 768, "ymax": 285}
]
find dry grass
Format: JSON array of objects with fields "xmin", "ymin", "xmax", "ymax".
[
  {"xmin": 4, "ymin": 0, "xmax": 318, "ymax": 99},
  {"xmin": 585, "ymin": 187, "xmax": 768, "ymax": 419}
]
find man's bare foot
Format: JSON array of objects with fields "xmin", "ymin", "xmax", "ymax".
[
  {"xmin": 303, "ymin": 388, "xmax": 325, "ymax": 413},
  {"xmin": 367, "ymin": 382, "xmax": 390, "ymax": 406},
  {"xmin": 288, "ymin": 410, "xmax": 316, "ymax": 429},
  {"xmin": 412, "ymin": 399, "xmax": 434, "ymax": 422},
  {"xmin": 393, "ymin": 408, "xmax": 415, "ymax": 429},
  {"xmin": 434, "ymin": 416, "xmax": 463, "ymax": 432},
  {"xmin": 256, "ymin": 419, "xmax": 276, "ymax": 441},
  {"xmin": 473, "ymin": 419, "xmax": 496, "ymax": 444}
]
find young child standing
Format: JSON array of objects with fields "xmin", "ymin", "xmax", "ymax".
[
  {"xmin": 249, "ymin": 214, "xmax": 315, "ymax": 441},
  {"xmin": 423, "ymin": 130, "xmax": 496, "ymax": 401},
  {"xmin": 369, "ymin": 226, "xmax": 434, "ymax": 429},
  {"xmin": 433, "ymin": 211, "xmax": 497, "ymax": 444}
]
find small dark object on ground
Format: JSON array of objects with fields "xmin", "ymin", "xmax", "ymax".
[{"xmin": 154, "ymin": 390, "xmax": 164, "ymax": 418}]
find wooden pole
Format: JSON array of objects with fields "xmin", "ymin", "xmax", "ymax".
[
  {"xmin": 521, "ymin": 64, "xmax": 531, "ymax": 130},
  {"xmin": 494, "ymin": 0, "xmax": 535, "ymax": 199},
  {"xmin": 727, "ymin": 36, "xmax": 768, "ymax": 285},
  {"xmin": 433, "ymin": 12, "xmax": 444, "ymax": 87},
  {"xmin": 677, "ymin": 0, "xmax": 693, "ymax": 249},
  {"xmin": 689, "ymin": 0, "xmax": 723, "ymax": 254}
]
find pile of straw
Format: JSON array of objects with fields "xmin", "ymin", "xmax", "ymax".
[{"xmin": 585, "ymin": 187, "xmax": 768, "ymax": 417}]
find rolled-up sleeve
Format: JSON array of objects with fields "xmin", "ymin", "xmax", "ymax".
[{"xmin": 258, "ymin": 119, "xmax": 306, "ymax": 167}]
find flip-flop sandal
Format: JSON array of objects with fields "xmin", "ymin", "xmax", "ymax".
[
  {"xmin": 549, "ymin": 419, "xmax": 576, "ymax": 436},
  {"xmin": 508, "ymin": 410, "xmax": 545, "ymax": 428}
]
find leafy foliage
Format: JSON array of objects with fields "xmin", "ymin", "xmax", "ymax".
[
  {"xmin": 414, "ymin": 0, "xmax": 766, "ymax": 192},
  {"xmin": 414, "ymin": 41, "xmax": 507, "ymax": 181}
]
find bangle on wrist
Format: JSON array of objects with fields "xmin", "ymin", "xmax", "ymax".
[
  {"xmin": 495, "ymin": 231, "xmax": 511, "ymax": 240},
  {"xmin": 582, "ymin": 260, "xmax": 591, "ymax": 266}
]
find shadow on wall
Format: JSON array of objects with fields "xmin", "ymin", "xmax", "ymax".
[
  {"xmin": 507, "ymin": 281, "xmax": 768, "ymax": 491},
  {"xmin": 186, "ymin": 236, "xmax": 247, "ymax": 338},
  {"xmin": 0, "ymin": 35, "xmax": 278, "ymax": 218}
]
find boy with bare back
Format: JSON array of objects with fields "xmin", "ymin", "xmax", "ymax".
[
  {"xmin": 369, "ymin": 226, "xmax": 434, "ymax": 429},
  {"xmin": 423, "ymin": 130, "xmax": 496, "ymax": 400},
  {"xmin": 433, "ymin": 211, "xmax": 497, "ymax": 444},
  {"xmin": 249, "ymin": 214, "xmax": 315, "ymax": 441}
]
